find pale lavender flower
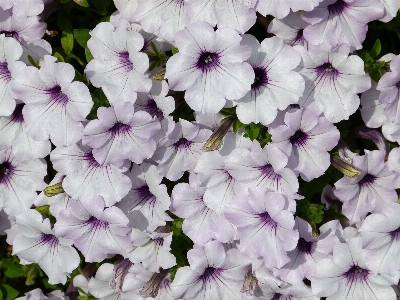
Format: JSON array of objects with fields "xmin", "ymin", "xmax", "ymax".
[
  {"xmin": 269, "ymin": 107, "xmax": 340, "ymax": 181},
  {"xmin": 129, "ymin": 229, "xmax": 176, "ymax": 272},
  {"xmin": 114, "ymin": 0, "xmax": 138, "ymax": 23},
  {"xmin": 259, "ymin": 281, "xmax": 319, "ymax": 300},
  {"xmin": 82, "ymin": 101, "xmax": 160, "ymax": 166},
  {"xmin": 165, "ymin": 21, "xmax": 254, "ymax": 114},
  {"xmin": 0, "ymin": 148, "xmax": 46, "ymax": 216},
  {"xmin": 268, "ymin": 12, "xmax": 310, "ymax": 48},
  {"xmin": 116, "ymin": 163, "xmax": 172, "ymax": 231},
  {"xmin": 334, "ymin": 150, "xmax": 399, "ymax": 223},
  {"xmin": 234, "ymin": 35, "xmax": 304, "ymax": 126},
  {"xmin": 0, "ymin": 34, "xmax": 24, "ymax": 117},
  {"xmin": 379, "ymin": 0, "xmax": 400, "ymax": 22},
  {"xmin": 185, "ymin": 0, "xmax": 257, "ymax": 34},
  {"xmin": 377, "ymin": 54, "xmax": 400, "ymax": 124},
  {"xmin": 0, "ymin": 103, "xmax": 51, "ymax": 159},
  {"xmin": 171, "ymin": 240, "xmax": 251, "ymax": 300},
  {"xmin": 0, "ymin": 7, "xmax": 51, "ymax": 63},
  {"xmin": 153, "ymin": 119, "xmax": 211, "ymax": 181},
  {"xmin": 11, "ymin": 0, "xmax": 44, "ymax": 16},
  {"xmin": 134, "ymin": 0, "xmax": 189, "ymax": 42},
  {"xmin": 16, "ymin": 288, "xmax": 67, "ymax": 300},
  {"xmin": 224, "ymin": 187, "xmax": 298, "ymax": 269},
  {"xmin": 171, "ymin": 173, "xmax": 237, "ymax": 244},
  {"xmin": 225, "ymin": 141, "xmax": 300, "ymax": 200},
  {"xmin": 12, "ymin": 209, "xmax": 79, "ymax": 284},
  {"xmin": 295, "ymin": 43, "xmax": 371, "ymax": 122},
  {"xmin": 311, "ymin": 237, "xmax": 397, "ymax": 300},
  {"xmin": 359, "ymin": 203, "xmax": 400, "ymax": 276},
  {"xmin": 360, "ymin": 81, "xmax": 387, "ymax": 128},
  {"xmin": 388, "ymin": 147, "xmax": 400, "ymax": 187},
  {"xmin": 302, "ymin": 0, "xmax": 384, "ymax": 50},
  {"xmin": 140, "ymin": 272, "xmax": 174, "ymax": 300},
  {"xmin": 54, "ymin": 195, "xmax": 132, "ymax": 262},
  {"xmin": 134, "ymin": 80, "xmax": 175, "ymax": 121},
  {"xmin": 273, "ymin": 218, "xmax": 339, "ymax": 283},
  {"xmin": 13, "ymin": 55, "xmax": 92, "ymax": 146},
  {"xmin": 50, "ymin": 143, "xmax": 132, "ymax": 206},
  {"xmin": 85, "ymin": 21, "xmax": 152, "ymax": 104}
]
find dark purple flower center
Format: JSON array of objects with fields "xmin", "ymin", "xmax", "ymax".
[
  {"xmin": 257, "ymin": 164, "xmax": 282, "ymax": 189},
  {"xmin": 154, "ymin": 237, "xmax": 164, "ymax": 246},
  {"xmin": 84, "ymin": 151, "xmax": 101, "ymax": 168},
  {"xmin": 315, "ymin": 62, "xmax": 340, "ymax": 80},
  {"xmin": 0, "ymin": 62, "xmax": 11, "ymax": 82},
  {"xmin": 396, "ymin": 81, "xmax": 400, "ymax": 89},
  {"xmin": 173, "ymin": 138, "xmax": 193, "ymax": 149},
  {"xmin": 258, "ymin": 212, "xmax": 277, "ymax": 228},
  {"xmin": 358, "ymin": 173, "xmax": 376, "ymax": 187},
  {"xmin": 271, "ymin": 294, "xmax": 283, "ymax": 300},
  {"xmin": 389, "ymin": 227, "xmax": 400, "ymax": 241},
  {"xmin": 109, "ymin": 122, "xmax": 131, "ymax": 135},
  {"xmin": 0, "ymin": 31, "xmax": 19, "ymax": 41},
  {"xmin": 10, "ymin": 103, "xmax": 24, "ymax": 123},
  {"xmin": 145, "ymin": 99, "xmax": 163, "ymax": 120},
  {"xmin": 118, "ymin": 51, "xmax": 133, "ymax": 71},
  {"xmin": 289, "ymin": 130, "xmax": 308, "ymax": 147},
  {"xmin": 40, "ymin": 233, "xmax": 59, "ymax": 248},
  {"xmin": 251, "ymin": 67, "xmax": 268, "ymax": 91},
  {"xmin": 328, "ymin": 0, "xmax": 349, "ymax": 15},
  {"xmin": 196, "ymin": 51, "xmax": 220, "ymax": 72},
  {"xmin": 47, "ymin": 85, "xmax": 69, "ymax": 106},
  {"xmin": 200, "ymin": 267, "xmax": 222, "ymax": 283},
  {"xmin": 292, "ymin": 29, "xmax": 305, "ymax": 46},
  {"xmin": 135, "ymin": 185, "xmax": 156, "ymax": 204},
  {"xmin": 0, "ymin": 161, "xmax": 13, "ymax": 184},
  {"xmin": 343, "ymin": 265, "xmax": 369, "ymax": 282},
  {"xmin": 86, "ymin": 216, "xmax": 109, "ymax": 230},
  {"xmin": 297, "ymin": 237, "xmax": 312, "ymax": 254}
]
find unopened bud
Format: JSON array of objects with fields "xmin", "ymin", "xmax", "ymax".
[
  {"xmin": 43, "ymin": 182, "xmax": 64, "ymax": 197},
  {"xmin": 110, "ymin": 258, "xmax": 132, "ymax": 292},
  {"xmin": 331, "ymin": 156, "xmax": 361, "ymax": 178},
  {"xmin": 139, "ymin": 269, "xmax": 169, "ymax": 298},
  {"xmin": 152, "ymin": 68, "xmax": 166, "ymax": 81},
  {"xmin": 241, "ymin": 267, "xmax": 258, "ymax": 296},
  {"xmin": 202, "ymin": 118, "xmax": 235, "ymax": 151}
]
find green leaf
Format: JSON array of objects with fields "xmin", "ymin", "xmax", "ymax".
[
  {"xmin": 91, "ymin": 0, "xmax": 111, "ymax": 11},
  {"xmin": 3, "ymin": 261, "xmax": 25, "ymax": 278},
  {"xmin": 232, "ymin": 119, "xmax": 245, "ymax": 134},
  {"xmin": 57, "ymin": 14, "xmax": 74, "ymax": 54},
  {"xmin": 86, "ymin": 89, "xmax": 110, "ymax": 120},
  {"xmin": 85, "ymin": 46, "xmax": 94, "ymax": 63},
  {"xmin": 150, "ymin": 42, "xmax": 159, "ymax": 55},
  {"xmin": 0, "ymin": 284, "xmax": 19, "ymax": 300},
  {"xmin": 53, "ymin": 52, "xmax": 65, "ymax": 62},
  {"xmin": 244, "ymin": 122, "xmax": 260, "ymax": 140},
  {"xmin": 172, "ymin": 47, "xmax": 179, "ymax": 54},
  {"xmin": 370, "ymin": 39, "xmax": 381, "ymax": 58},
  {"xmin": 73, "ymin": 0, "xmax": 89, "ymax": 6},
  {"xmin": 27, "ymin": 55, "xmax": 40, "ymax": 67},
  {"xmin": 74, "ymin": 29, "xmax": 91, "ymax": 48}
]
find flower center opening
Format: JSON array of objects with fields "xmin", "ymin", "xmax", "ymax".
[
  {"xmin": 0, "ymin": 62, "xmax": 11, "ymax": 82},
  {"xmin": 0, "ymin": 161, "xmax": 13, "ymax": 183},
  {"xmin": 173, "ymin": 138, "xmax": 193, "ymax": 149},
  {"xmin": 118, "ymin": 51, "xmax": 133, "ymax": 71},
  {"xmin": 135, "ymin": 185, "xmax": 156, "ymax": 204},
  {"xmin": 390, "ymin": 227, "xmax": 400, "ymax": 241},
  {"xmin": 297, "ymin": 237, "xmax": 312, "ymax": 254},
  {"xmin": 315, "ymin": 62, "xmax": 340, "ymax": 79},
  {"xmin": 47, "ymin": 85, "xmax": 69, "ymax": 106},
  {"xmin": 196, "ymin": 52, "xmax": 220, "ymax": 72},
  {"xmin": 10, "ymin": 103, "xmax": 24, "ymax": 123},
  {"xmin": 110, "ymin": 122, "xmax": 131, "ymax": 135},
  {"xmin": 258, "ymin": 212, "xmax": 277, "ymax": 228},
  {"xmin": 292, "ymin": 29, "xmax": 305, "ymax": 46},
  {"xmin": 251, "ymin": 67, "xmax": 268, "ymax": 91},
  {"xmin": 200, "ymin": 267, "xmax": 221, "ymax": 282},
  {"xmin": 289, "ymin": 130, "xmax": 308, "ymax": 146},
  {"xmin": 343, "ymin": 265, "xmax": 369, "ymax": 282},
  {"xmin": 40, "ymin": 233, "xmax": 59, "ymax": 248},
  {"xmin": 358, "ymin": 173, "xmax": 376, "ymax": 187},
  {"xmin": 328, "ymin": 0, "xmax": 349, "ymax": 15},
  {"xmin": 84, "ymin": 151, "xmax": 101, "ymax": 168},
  {"xmin": 0, "ymin": 31, "xmax": 19, "ymax": 40},
  {"xmin": 145, "ymin": 99, "xmax": 163, "ymax": 120}
]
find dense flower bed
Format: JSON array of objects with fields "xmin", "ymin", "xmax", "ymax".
[{"xmin": 1, "ymin": 0, "xmax": 400, "ymax": 299}]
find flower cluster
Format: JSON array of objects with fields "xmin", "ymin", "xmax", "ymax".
[{"xmin": 1, "ymin": 0, "xmax": 400, "ymax": 300}]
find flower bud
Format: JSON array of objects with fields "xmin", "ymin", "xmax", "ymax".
[
  {"xmin": 202, "ymin": 117, "xmax": 234, "ymax": 151},
  {"xmin": 241, "ymin": 267, "xmax": 258, "ymax": 296},
  {"xmin": 152, "ymin": 68, "xmax": 166, "ymax": 81},
  {"xmin": 43, "ymin": 182, "xmax": 64, "ymax": 197},
  {"xmin": 139, "ymin": 269, "xmax": 168, "ymax": 298},
  {"xmin": 331, "ymin": 156, "xmax": 361, "ymax": 178}
]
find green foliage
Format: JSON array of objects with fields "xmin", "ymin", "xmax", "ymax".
[
  {"xmin": 296, "ymin": 198, "xmax": 325, "ymax": 234},
  {"xmin": 171, "ymin": 47, "xmax": 179, "ymax": 54},
  {"xmin": 358, "ymin": 39, "xmax": 389, "ymax": 82},
  {"xmin": 86, "ymin": 88, "xmax": 110, "ymax": 120},
  {"xmin": 143, "ymin": 42, "xmax": 170, "ymax": 71}
]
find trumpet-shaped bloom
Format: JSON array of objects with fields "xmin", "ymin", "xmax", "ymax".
[
  {"xmin": 13, "ymin": 55, "xmax": 92, "ymax": 147},
  {"xmin": 165, "ymin": 21, "xmax": 254, "ymax": 114},
  {"xmin": 234, "ymin": 35, "xmax": 304, "ymax": 126},
  {"xmin": 54, "ymin": 195, "xmax": 132, "ymax": 262},
  {"xmin": 269, "ymin": 107, "xmax": 340, "ymax": 181},
  {"xmin": 85, "ymin": 21, "xmax": 152, "ymax": 104},
  {"xmin": 224, "ymin": 187, "xmax": 298, "ymax": 269},
  {"xmin": 171, "ymin": 240, "xmax": 251, "ymax": 300},
  {"xmin": 295, "ymin": 43, "xmax": 371, "ymax": 123},
  {"xmin": 302, "ymin": 0, "xmax": 384, "ymax": 50},
  {"xmin": 82, "ymin": 101, "xmax": 160, "ymax": 166},
  {"xmin": 12, "ymin": 209, "xmax": 79, "ymax": 284},
  {"xmin": 50, "ymin": 143, "xmax": 132, "ymax": 207},
  {"xmin": 256, "ymin": 0, "xmax": 321, "ymax": 19}
]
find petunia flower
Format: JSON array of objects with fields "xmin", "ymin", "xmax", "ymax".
[
  {"xmin": 256, "ymin": 0, "xmax": 321, "ymax": 19},
  {"xmin": 13, "ymin": 55, "xmax": 92, "ymax": 147},
  {"xmin": 85, "ymin": 21, "xmax": 152, "ymax": 104},
  {"xmin": 54, "ymin": 195, "xmax": 132, "ymax": 262},
  {"xmin": 82, "ymin": 101, "xmax": 160, "ymax": 166},
  {"xmin": 165, "ymin": 21, "xmax": 254, "ymax": 114},
  {"xmin": 12, "ymin": 209, "xmax": 79, "ymax": 284}
]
